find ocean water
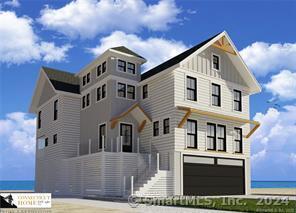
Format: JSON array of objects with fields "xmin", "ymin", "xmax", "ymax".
[{"xmin": 0, "ymin": 180, "xmax": 295, "ymax": 190}]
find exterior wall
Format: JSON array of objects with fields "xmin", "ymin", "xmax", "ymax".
[{"xmin": 38, "ymin": 80, "xmax": 56, "ymax": 107}]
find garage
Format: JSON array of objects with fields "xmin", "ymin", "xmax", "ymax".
[{"xmin": 183, "ymin": 155, "xmax": 245, "ymax": 196}]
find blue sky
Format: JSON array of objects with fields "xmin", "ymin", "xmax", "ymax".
[{"xmin": 0, "ymin": 0, "xmax": 295, "ymax": 181}]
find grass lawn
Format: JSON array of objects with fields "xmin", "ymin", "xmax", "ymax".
[{"xmin": 139, "ymin": 197, "xmax": 296, "ymax": 212}]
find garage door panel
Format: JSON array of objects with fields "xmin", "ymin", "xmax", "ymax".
[
  {"xmin": 184, "ymin": 164, "xmax": 244, "ymax": 177},
  {"xmin": 185, "ymin": 186, "xmax": 244, "ymax": 196},
  {"xmin": 183, "ymin": 176, "xmax": 244, "ymax": 187}
]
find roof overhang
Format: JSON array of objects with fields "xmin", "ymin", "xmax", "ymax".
[
  {"xmin": 110, "ymin": 103, "xmax": 152, "ymax": 132},
  {"xmin": 177, "ymin": 106, "xmax": 260, "ymax": 139}
]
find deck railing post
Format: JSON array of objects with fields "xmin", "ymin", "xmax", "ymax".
[
  {"xmin": 102, "ymin": 136, "xmax": 105, "ymax": 152},
  {"xmin": 131, "ymin": 176, "xmax": 134, "ymax": 196},
  {"xmin": 137, "ymin": 137, "xmax": 140, "ymax": 153},
  {"xmin": 111, "ymin": 138, "xmax": 113, "ymax": 152},
  {"xmin": 157, "ymin": 153, "xmax": 160, "ymax": 172},
  {"xmin": 120, "ymin": 136, "xmax": 123, "ymax": 152},
  {"xmin": 88, "ymin": 139, "xmax": 91, "ymax": 154},
  {"xmin": 123, "ymin": 176, "xmax": 126, "ymax": 196}
]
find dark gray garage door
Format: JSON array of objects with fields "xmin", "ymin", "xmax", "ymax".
[{"xmin": 183, "ymin": 156, "xmax": 245, "ymax": 196}]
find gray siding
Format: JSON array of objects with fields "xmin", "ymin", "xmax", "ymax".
[{"xmin": 38, "ymin": 80, "xmax": 56, "ymax": 107}]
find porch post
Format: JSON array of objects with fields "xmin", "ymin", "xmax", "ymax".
[
  {"xmin": 157, "ymin": 153, "xmax": 160, "ymax": 172},
  {"xmin": 102, "ymin": 136, "xmax": 105, "ymax": 152},
  {"xmin": 120, "ymin": 136, "xmax": 123, "ymax": 152},
  {"xmin": 116, "ymin": 136, "xmax": 120, "ymax": 152},
  {"xmin": 131, "ymin": 176, "xmax": 134, "ymax": 196},
  {"xmin": 137, "ymin": 137, "xmax": 140, "ymax": 153},
  {"xmin": 123, "ymin": 176, "xmax": 126, "ymax": 196}
]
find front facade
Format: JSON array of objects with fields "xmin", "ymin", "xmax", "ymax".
[{"xmin": 30, "ymin": 31, "xmax": 261, "ymax": 197}]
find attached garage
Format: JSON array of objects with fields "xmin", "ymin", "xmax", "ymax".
[{"xmin": 183, "ymin": 155, "xmax": 245, "ymax": 196}]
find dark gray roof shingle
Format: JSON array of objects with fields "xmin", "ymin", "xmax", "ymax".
[
  {"xmin": 42, "ymin": 66, "xmax": 80, "ymax": 94},
  {"xmin": 141, "ymin": 33, "xmax": 221, "ymax": 81},
  {"xmin": 111, "ymin": 46, "xmax": 145, "ymax": 59}
]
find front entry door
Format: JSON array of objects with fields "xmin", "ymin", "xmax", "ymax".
[{"xmin": 120, "ymin": 123, "xmax": 133, "ymax": 152}]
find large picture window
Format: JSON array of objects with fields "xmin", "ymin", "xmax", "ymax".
[
  {"xmin": 187, "ymin": 119, "xmax": 197, "ymax": 148},
  {"xmin": 212, "ymin": 83, "xmax": 221, "ymax": 107},
  {"xmin": 187, "ymin": 76, "xmax": 197, "ymax": 101}
]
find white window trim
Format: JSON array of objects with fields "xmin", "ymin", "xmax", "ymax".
[
  {"xmin": 211, "ymin": 53, "xmax": 221, "ymax": 72},
  {"xmin": 209, "ymin": 81, "xmax": 222, "ymax": 108},
  {"xmin": 232, "ymin": 89, "xmax": 243, "ymax": 113},
  {"xmin": 185, "ymin": 119, "xmax": 198, "ymax": 149},
  {"xmin": 206, "ymin": 122, "xmax": 228, "ymax": 151},
  {"xmin": 81, "ymin": 92, "xmax": 91, "ymax": 110},
  {"xmin": 142, "ymin": 84, "xmax": 149, "ymax": 100},
  {"xmin": 116, "ymin": 58, "xmax": 137, "ymax": 76},
  {"xmin": 185, "ymin": 74, "xmax": 198, "ymax": 103},
  {"xmin": 116, "ymin": 81, "xmax": 136, "ymax": 100},
  {"xmin": 98, "ymin": 122, "xmax": 107, "ymax": 149},
  {"xmin": 96, "ymin": 83, "xmax": 107, "ymax": 103},
  {"xmin": 163, "ymin": 117, "xmax": 171, "ymax": 135},
  {"xmin": 152, "ymin": 120, "xmax": 160, "ymax": 137},
  {"xmin": 233, "ymin": 127, "xmax": 243, "ymax": 154},
  {"xmin": 82, "ymin": 72, "xmax": 92, "ymax": 87}
]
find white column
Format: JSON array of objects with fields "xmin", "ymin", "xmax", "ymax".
[
  {"xmin": 102, "ymin": 136, "xmax": 105, "ymax": 152},
  {"xmin": 123, "ymin": 176, "xmax": 126, "ymax": 196},
  {"xmin": 157, "ymin": 153, "xmax": 160, "ymax": 172},
  {"xmin": 131, "ymin": 176, "xmax": 134, "ymax": 196},
  {"xmin": 137, "ymin": 137, "xmax": 140, "ymax": 153},
  {"xmin": 116, "ymin": 136, "xmax": 120, "ymax": 152},
  {"xmin": 111, "ymin": 138, "xmax": 113, "ymax": 152},
  {"xmin": 88, "ymin": 139, "xmax": 91, "ymax": 154},
  {"xmin": 120, "ymin": 136, "xmax": 123, "ymax": 152}
]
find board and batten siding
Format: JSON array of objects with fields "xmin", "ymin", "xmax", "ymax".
[{"xmin": 174, "ymin": 69, "xmax": 250, "ymax": 119}]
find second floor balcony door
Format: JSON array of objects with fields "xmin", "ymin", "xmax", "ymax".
[{"xmin": 120, "ymin": 123, "xmax": 133, "ymax": 152}]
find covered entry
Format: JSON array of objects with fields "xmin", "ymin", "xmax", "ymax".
[{"xmin": 183, "ymin": 155, "xmax": 245, "ymax": 196}]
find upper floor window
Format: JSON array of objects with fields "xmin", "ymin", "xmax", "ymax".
[
  {"xmin": 97, "ymin": 84, "xmax": 106, "ymax": 101},
  {"xmin": 142, "ymin": 84, "xmax": 148, "ymax": 99},
  {"xmin": 102, "ymin": 61, "xmax": 106, "ymax": 73},
  {"xmin": 82, "ymin": 73, "xmax": 91, "ymax": 86},
  {"xmin": 212, "ymin": 54, "xmax": 220, "ymax": 71},
  {"xmin": 117, "ymin": 82, "xmax": 136, "ymax": 100},
  {"xmin": 82, "ymin": 93, "xmax": 90, "ymax": 109},
  {"xmin": 54, "ymin": 100, "xmax": 58, "ymax": 120},
  {"xmin": 38, "ymin": 111, "xmax": 41, "ymax": 129},
  {"xmin": 234, "ymin": 127, "xmax": 243, "ymax": 153},
  {"xmin": 207, "ymin": 123, "xmax": 216, "ymax": 150},
  {"xmin": 187, "ymin": 119, "xmax": 197, "ymax": 148},
  {"xmin": 127, "ymin": 62, "xmax": 136, "ymax": 74},
  {"xmin": 163, "ymin": 118, "xmax": 170, "ymax": 134},
  {"xmin": 234, "ymin": 90, "xmax": 242, "ymax": 111},
  {"xmin": 38, "ymin": 137, "xmax": 45, "ymax": 150},
  {"xmin": 53, "ymin": 134, "xmax": 57, "ymax": 144},
  {"xmin": 187, "ymin": 76, "xmax": 197, "ymax": 101},
  {"xmin": 153, "ymin": 121, "xmax": 159, "ymax": 137},
  {"xmin": 45, "ymin": 137, "xmax": 48, "ymax": 147},
  {"xmin": 212, "ymin": 83, "xmax": 221, "ymax": 107},
  {"xmin": 217, "ymin": 125, "xmax": 226, "ymax": 151},
  {"xmin": 97, "ymin": 65, "xmax": 101, "ymax": 77},
  {"xmin": 118, "ymin": 59, "xmax": 126, "ymax": 72},
  {"xmin": 117, "ymin": 83, "xmax": 126, "ymax": 98}
]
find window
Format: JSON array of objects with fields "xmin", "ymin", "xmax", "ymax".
[
  {"xmin": 86, "ymin": 73, "xmax": 90, "ymax": 83},
  {"xmin": 97, "ymin": 65, "xmax": 101, "ymax": 77},
  {"xmin": 142, "ymin": 84, "xmax": 148, "ymax": 99},
  {"xmin": 217, "ymin": 125, "xmax": 226, "ymax": 151},
  {"xmin": 207, "ymin": 123, "xmax": 216, "ymax": 150},
  {"xmin": 118, "ymin": 59, "xmax": 126, "ymax": 72},
  {"xmin": 117, "ymin": 83, "xmax": 126, "ymax": 98},
  {"xmin": 99, "ymin": 124, "xmax": 106, "ymax": 148},
  {"xmin": 82, "ymin": 93, "xmax": 91, "ymax": 109},
  {"xmin": 97, "ymin": 84, "xmax": 106, "ymax": 101},
  {"xmin": 102, "ymin": 84, "xmax": 106, "ymax": 99},
  {"xmin": 187, "ymin": 76, "xmax": 197, "ymax": 101},
  {"xmin": 38, "ymin": 138, "xmax": 45, "ymax": 150},
  {"xmin": 127, "ymin": 85, "xmax": 135, "ymax": 100},
  {"xmin": 38, "ymin": 111, "xmax": 41, "ymax": 129},
  {"xmin": 234, "ymin": 128, "xmax": 243, "ymax": 153},
  {"xmin": 127, "ymin": 62, "xmax": 136, "ymax": 74},
  {"xmin": 163, "ymin": 118, "xmax": 170, "ymax": 134},
  {"xmin": 187, "ymin": 120, "xmax": 197, "ymax": 148},
  {"xmin": 53, "ymin": 134, "xmax": 57, "ymax": 144},
  {"xmin": 234, "ymin": 90, "xmax": 242, "ymax": 111},
  {"xmin": 45, "ymin": 137, "xmax": 48, "ymax": 147},
  {"xmin": 212, "ymin": 83, "xmax": 221, "ymax": 107},
  {"xmin": 54, "ymin": 100, "xmax": 58, "ymax": 120},
  {"xmin": 153, "ymin": 121, "xmax": 159, "ymax": 137},
  {"xmin": 82, "ymin": 76, "xmax": 86, "ymax": 86},
  {"xmin": 102, "ymin": 61, "xmax": 106, "ymax": 73},
  {"xmin": 212, "ymin": 54, "xmax": 220, "ymax": 70}
]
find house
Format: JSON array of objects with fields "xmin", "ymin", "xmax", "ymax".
[{"xmin": 29, "ymin": 31, "xmax": 261, "ymax": 197}]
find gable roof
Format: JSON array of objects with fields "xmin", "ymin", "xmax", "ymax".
[
  {"xmin": 111, "ymin": 46, "xmax": 145, "ymax": 59},
  {"xmin": 141, "ymin": 32, "xmax": 221, "ymax": 81},
  {"xmin": 42, "ymin": 66, "xmax": 80, "ymax": 94}
]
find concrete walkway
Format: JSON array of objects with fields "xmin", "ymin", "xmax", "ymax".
[{"xmin": 53, "ymin": 198, "xmax": 239, "ymax": 213}]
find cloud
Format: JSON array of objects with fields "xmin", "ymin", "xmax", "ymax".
[
  {"xmin": 264, "ymin": 70, "xmax": 296, "ymax": 101},
  {"xmin": 4, "ymin": 0, "xmax": 20, "ymax": 8},
  {"xmin": 38, "ymin": 0, "xmax": 181, "ymax": 39},
  {"xmin": 251, "ymin": 106, "xmax": 296, "ymax": 180},
  {"xmin": 0, "ymin": 11, "xmax": 72, "ymax": 65},
  {"xmin": 290, "ymin": 153, "xmax": 296, "ymax": 165},
  {"xmin": 0, "ymin": 112, "xmax": 36, "ymax": 154},
  {"xmin": 87, "ymin": 31, "xmax": 188, "ymax": 70},
  {"xmin": 240, "ymin": 42, "xmax": 296, "ymax": 77}
]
